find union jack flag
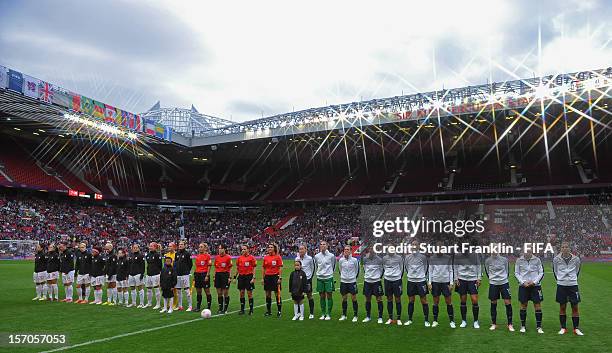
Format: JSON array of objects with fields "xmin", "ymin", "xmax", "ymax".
[{"xmin": 39, "ymin": 81, "xmax": 54, "ymax": 104}]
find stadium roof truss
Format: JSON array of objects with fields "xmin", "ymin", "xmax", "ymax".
[
  {"xmin": 190, "ymin": 68, "xmax": 611, "ymax": 147},
  {"xmin": 139, "ymin": 103, "xmax": 234, "ymax": 138}
]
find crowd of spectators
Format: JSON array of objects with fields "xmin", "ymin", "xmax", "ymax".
[{"xmin": 0, "ymin": 192, "xmax": 609, "ymax": 258}]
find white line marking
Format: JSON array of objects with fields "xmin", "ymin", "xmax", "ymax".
[{"xmin": 40, "ymin": 297, "xmax": 294, "ymax": 353}]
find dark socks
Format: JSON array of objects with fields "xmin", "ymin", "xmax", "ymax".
[
  {"xmin": 395, "ymin": 301, "xmax": 402, "ymax": 320},
  {"xmin": 377, "ymin": 301, "xmax": 384, "ymax": 319},
  {"xmin": 224, "ymin": 296, "xmax": 229, "ymax": 311},
  {"xmin": 342, "ymin": 300, "xmax": 348, "ymax": 316},
  {"xmin": 520, "ymin": 309, "xmax": 527, "ymax": 326},
  {"xmin": 276, "ymin": 298, "xmax": 282, "ymax": 313},
  {"xmin": 387, "ymin": 301, "xmax": 393, "ymax": 319},
  {"xmin": 408, "ymin": 302, "xmax": 415, "ymax": 320},
  {"xmin": 266, "ymin": 297, "xmax": 272, "ymax": 313},
  {"xmin": 460, "ymin": 303, "xmax": 467, "ymax": 321},
  {"xmin": 218, "ymin": 296, "xmax": 223, "ymax": 312},
  {"xmin": 491, "ymin": 303, "xmax": 498, "ymax": 324},
  {"xmin": 535, "ymin": 310, "xmax": 542, "ymax": 328},
  {"xmin": 423, "ymin": 303, "xmax": 429, "ymax": 322},
  {"xmin": 433, "ymin": 304, "xmax": 439, "ymax": 321},
  {"xmin": 560, "ymin": 314, "xmax": 567, "ymax": 329},
  {"xmin": 249, "ymin": 298, "xmax": 254, "ymax": 312},
  {"xmin": 196, "ymin": 293, "xmax": 202, "ymax": 309},
  {"xmin": 447, "ymin": 304, "xmax": 454, "ymax": 321},
  {"xmin": 240, "ymin": 297, "xmax": 245, "ymax": 311},
  {"xmin": 308, "ymin": 298, "xmax": 315, "ymax": 315},
  {"xmin": 473, "ymin": 304, "xmax": 479, "ymax": 321},
  {"xmin": 206, "ymin": 294, "xmax": 212, "ymax": 309},
  {"xmin": 572, "ymin": 316, "xmax": 579, "ymax": 329},
  {"xmin": 505, "ymin": 304, "xmax": 513, "ymax": 325},
  {"xmin": 366, "ymin": 301, "xmax": 372, "ymax": 317},
  {"xmin": 352, "ymin": 300, "xmax": 358, "ymax": 316}
]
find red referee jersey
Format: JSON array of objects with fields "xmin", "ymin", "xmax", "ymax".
[
  {"xmin": 236, "ymin": 254, "xmax": 257, "ymax": 275},
  {"xmin": 214, "ymin": 254, "xmax": 232, "ymax": 273},
  {"xmin": 195, "ymin": 253, "xmax": 211, "ymax": 273},
  {"xmin": 263, "ymin": 254, "xmax": 283, "ymax": 276}
]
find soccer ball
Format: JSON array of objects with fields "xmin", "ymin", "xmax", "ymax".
[{"xmin": 201, "ymin": 309, "xmax": 212, "ymax": 319}]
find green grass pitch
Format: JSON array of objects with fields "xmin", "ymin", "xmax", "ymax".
[{"xmin": 0, "ymin": 260, "xmax": 610, "ymax": 352}]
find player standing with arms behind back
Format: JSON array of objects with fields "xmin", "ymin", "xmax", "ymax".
[
  {"xmin": 174, "ymin": 240, "xmax": 193, "ymax": 311},
  {"xmin": 45, "ymin": 244, "xmax": 60, "ymax": 301},
  {"xmin": 382, "ymin": 252, "xmax": 404, "ymax": 325},
  {"xmin": 128, "ymin": 244, "xmax": 145, "ymax": 308},
  {"xmin": 314, "ymin": 240, "xmax": 336, "ymax": 320},
  {"xmin": 194, "ymin": 243, "xmax": 212, "ymax": 312},
  {"xmin": 404, "ymin": 241, "xmax": 430, "ymax": 327},
  {"xmin": 553, "ymin": 241, "xmax": 583, "ymax": 336},
  {"xmin": 214, "ymin": 244, "xmax": 232, "ymax": 314},
  {"xmin": 428, "ymin": 247, "xmax": 455, "ymax": 328},
  {"xmin": 145, "ymin": 242, "xmax": 162, "ymax": 309},
  {"xmin": 235, "ymin": 245, "xmax": 256, "ymax": 315},
  {"xmin": 338, "ymin": 245, "xmax": 359, "ymax": 322},
  {"xmin": 74, "ymin": 242, "xmax": 92, "ymax": 304},
  {"xmin": 362, "ymin": 247, "xmax": 384, "ymax": 324},
  {"xmin": 33, "ymin": 243, "xmax": 47, "ymax": 301},
  {"xmin": 514, "ymin": 248, "xmax": 544, "ymax": 334},
  {"xmin": 454, "ymin": 252, "xmax": 481, "ymax": 329},
  {"xmin": 262, "ymin": 243, "xmax": 283, "ymax": 317},
  {"xmin": 484, "ymin": 252, "xmax": 514, "ymax": 331},
  {"xmin": 58, "ymin": 242, "xmax": 75, "ymax": 303},
  {"xmin": 295, "ymin": 244, "xmax": 315, "ymax": 319}
]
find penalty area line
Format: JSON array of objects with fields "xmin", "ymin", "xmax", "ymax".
[{"xmin": 40, "ymin": 297, "xmax": 295, "ymax": 353}]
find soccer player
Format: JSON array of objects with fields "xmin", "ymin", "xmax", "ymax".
[
  {"xmin": 145, "ymin": 242, "xmax": 162, "ymax": 309},
  {"xmin": 194, "ymin": 243, "xmax": 212, "ymax": 311},
  {"xmin": 174, "ymin": 240, "xmax": 193, "ymax": 311},
  {"xmin": 103, "ymin": 243, "xmax": 118, "ymax": 306},
  {"xmin": 295, "ymin": 244, "xmax": 315, "ymax": 319},
  {"xmin": 160, "ymin": 256, "xmax": 177, "ymax": 314},
  {"xmin": 362, "ymin": 247, "xmax": 384, "ymax": 323},
  {"xmin": 382, "ymin": 252, "xmax": 403, "ymax": 325},
  {"xmin": 235, "ymin": 244, "xmax": 256, "ymax": 315},
  {"xmin": 89, "ymin": 247, "xmax": 106, "ymax": 305},
  {"xmin": 338, "ymin": 245, "xmax": 359, "ymax": 322},
  {"xmin": 58, "ymin": 242, "xmax": 75, "ymax": 302},
  {"xmin": 128, "ymin": 244, "xmax": 146, "ymax": 308},
  {"xmin": 514, "ymin": 248, "xmax": 544, "ymax": 334},
  {"xmin": 74, "ymin": 242, "xmax": 92, "ymax": 304},
  {"xmin": 314, "ymin": 240, "xmax": 336, "ymax": 320},
  {"xmin": 46, "ymin": 244, "xmax": 60, "ymax": 301},
  {"xmin": 214, "ymin": 244, "xmax": 232, "ymax": 314},
  {"xmin": 454, "ymin": 252, "xmax": 481, "ymax": 328},
  {"xmin": 428, "ymin": 248, "xmax": 455, "ymax": 328},
  {"xmin": 289, "ymin": 260, "xmax": 308, "ymax": 321},
  {"xmin": 404, "ymin": 241, "xmax": 430, "ymax": 327},
  {"xmin": 553, "ymin": 242, "xmax": 583, "ymax": 336},
  {"xmin": 484, "ymin": 252, "xmax": 514, "ymax": 331},
  {"xmin": 262, "ymin": 243, "xmax": 283, "ymax": 317},
  {"xmin": 33, "ymin": 243, "xmax": 47, "ymax": 301},
  {"xmin": 116, "ymin": 249, "xmax": 129, "ymax": 306}
]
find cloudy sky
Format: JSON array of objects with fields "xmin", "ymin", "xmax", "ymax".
[{"xmin": 0, "ymin": 0, "xmax": 610, "ymax": 122}]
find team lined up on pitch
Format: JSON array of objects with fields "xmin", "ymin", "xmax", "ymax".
[{"xmin": 33, "ymin": 239, "xmax": 584, "ymax": 335}]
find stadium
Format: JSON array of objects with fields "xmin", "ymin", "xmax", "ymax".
[{"xmin": 0, "ymin": 1, "xmax": 611, "ymax": 352}]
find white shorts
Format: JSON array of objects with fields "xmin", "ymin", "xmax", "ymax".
[
  {"xmin": 106, "ymin": 275, "xmax": 117, "ymax": 283},
  {"xmin": 145, "ymin": 274, "xmax": 160, "ymax": 287},
  {"xmin": 61, "ymin": 270, "xmax": 75, "ymax": 284},
  {"xmin": 46, "ymin": 271, "xmax": 59, "ymax": 281},
  {"xmin": 91, "ymin": 275, "xmax": 105, "ymax": 286},
  {"xmin": 128, "ymin": 275, "xmax": 143, "ymax": 287},
  {"xmin": 175, "ymin": 275, "xmax": 190, "ymax": 289},
  {"xmin": 76, "ymin": 274, "xmax": 90, "ymax": 285},
  {"xmin": 33, "ymin": 271, "xmax": 47, "ymax": 283},
  {"xmin": 117, "ymin": 280, "xmax": 128, "ymax": 288}
]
